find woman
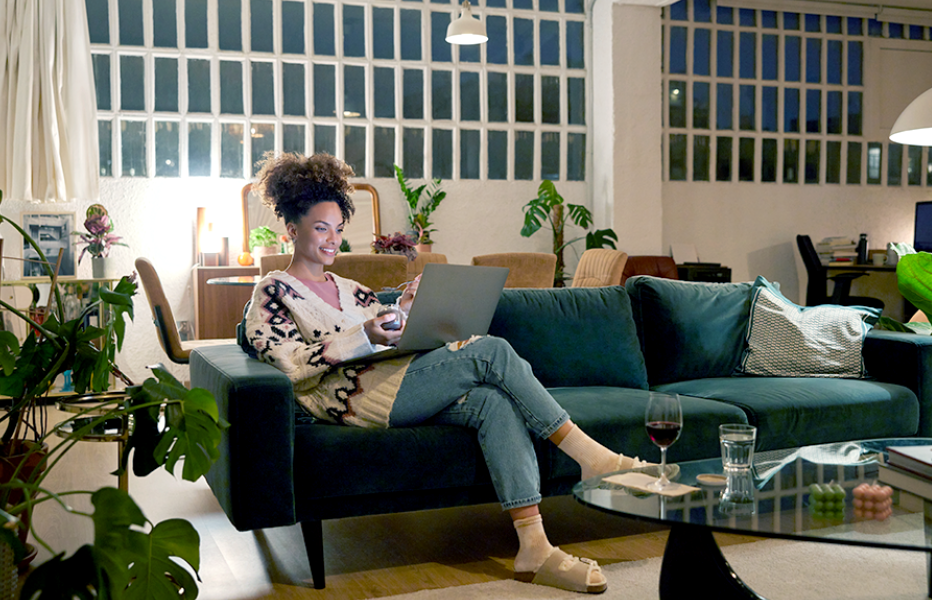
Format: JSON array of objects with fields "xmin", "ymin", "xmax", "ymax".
[{"xmin": 244, "ymin": 152, "xmax": 650, "ymax": 594}]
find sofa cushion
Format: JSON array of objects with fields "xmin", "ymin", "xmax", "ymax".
[
  {"xmin": 487, "ymin": 287, "xmax": 648, "ymax": 390},
  {"xmin": 737, "ymin": 276, "xmax": 881, "ymax": 378},
  {"xmin": 653, "ymin": 377, "xmax": 919, "ymax": 451},
  {"xmin": 625, "ymin": 276, "xmax": 753, "ymax": 385}
]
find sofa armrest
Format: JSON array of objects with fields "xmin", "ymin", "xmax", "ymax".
[
  {"xmin": 190, "ymin": 344, "xmax": 297, "ymax": 531},
  {"xmin": 864, "ymin": 330, "xmax": 932, "ymax": 437}
]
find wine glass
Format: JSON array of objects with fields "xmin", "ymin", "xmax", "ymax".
[{"xmin": 645, "ymin": 393, "xmax": 683, "ymax": 491}]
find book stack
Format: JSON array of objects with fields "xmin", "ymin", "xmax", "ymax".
[
  {"xmin": 877, "ymin": 445, "xmax": 932, "ymax": 500},
  {"xmin": 816, "ymin": 237, "xmax": 858, "ymax": 266}
]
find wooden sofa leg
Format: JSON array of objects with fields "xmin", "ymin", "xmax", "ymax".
[{"xmin": 300, "ymin": 520, "xmax": 326, "ymax": 589}]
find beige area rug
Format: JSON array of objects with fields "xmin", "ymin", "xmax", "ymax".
[{"xmin": 385, "ymin": 536, "xmax": 928, "ymax": 600}]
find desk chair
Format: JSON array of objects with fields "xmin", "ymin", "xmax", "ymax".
[
  {"xmin": 135, "ymin": 258, "xmax": 235, "ymax": 364},
  {"xmin": 796, "ymin": 235, "xmax": 885, "ymax": 310},
  {"xmin": 620, "ymin": 256, "xmax": 680, "ymax": 286},
  {"xmin": 571, "ymin": 249, "xmax": 628, "ymax": 287},
  {"xmin": 470, "ymin": 252, "xmax": 557, "ymax": 288}
]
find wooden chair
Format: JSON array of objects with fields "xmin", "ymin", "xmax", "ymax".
[
  {"xmin": 407, "ymin": 252, "xmax": 448, "ymax": 280},
  {"xmin": 259, "ymin": 253, "xmax": 292, "ymax": 276},
  {"xmin": 571, "ymin": 249, "xmax": 629, "ymax": 287},
  {"xmin": 327, "ymin": 253, "xmax": 409, "ymax": 291},
  {"xmin": 135, "ymin": 258, "xmax": 235, "ymax": 364},
  {"xmin": 620, "ymin": 256, "xmax": 680, "ymax": 286},
  {"xmin": 470, "ymin": 252, "xmax": 556, "ymax": 288}
]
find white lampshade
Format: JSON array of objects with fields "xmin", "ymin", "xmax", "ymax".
[
  {"xmin": 890, "ymin": 88, "xmax": 932, "ymax": 146},
  {"xmin": 446, "ymin": 0, "xmax": 487, "ymax": 45}
]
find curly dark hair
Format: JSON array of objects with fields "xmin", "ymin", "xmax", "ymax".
[{"xmin": 254, "ymin": 152, "xmax": 356, "ymax": 225}]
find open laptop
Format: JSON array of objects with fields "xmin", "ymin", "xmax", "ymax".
[{"xmin": 353, "ymin": 262, "xmax": 509, "ymax": 361}]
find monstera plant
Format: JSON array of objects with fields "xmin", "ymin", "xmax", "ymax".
[
  {"xmin": 884, "ymin": 252, "xmax": 932, "ymax": 335},
  {"xmin": 0, "ymin": 190, "xmax": 228, "ymax": 598}
]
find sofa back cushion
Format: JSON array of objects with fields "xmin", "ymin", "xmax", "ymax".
[
  {"xmin": 487, "ymin": 286, "xmax": 648, "ymax": 389},
  {"xmin": 625, "ymin": 276, "xmax": 753, "ymax": 385}
]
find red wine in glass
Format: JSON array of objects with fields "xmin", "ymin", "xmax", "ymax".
[
  {"xmin": 646, "ymin": 421, "xmax": 681, "ymax": 448},
  {"xmin": 644, "ymin": 393, "xmax": 683, "ymax": 491}
]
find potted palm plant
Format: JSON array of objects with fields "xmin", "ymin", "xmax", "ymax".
[
  {"xmin": 393, "ymin": 165, "xmax": 447, "ymax": 251},
  {"xmin": 0, "ymin": 190, "xmax": 227, "ymax": 598}
]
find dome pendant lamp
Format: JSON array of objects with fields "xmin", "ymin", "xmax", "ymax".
[
  {"xmin": 446, "ymin": 0, "xmax": 488, "ymax": 45},
  {"xmin": 890, "ymin": 88, "xmax": 932, "ymax": 146}
]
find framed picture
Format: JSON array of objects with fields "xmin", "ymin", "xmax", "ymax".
[{"xmin": 21, "ymin": 212, "xmax": 77, "ymax": 279}]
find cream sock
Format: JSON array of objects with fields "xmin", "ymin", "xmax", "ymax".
[
  {"xmin": 557, "ymin": 424, "xmax": 643, "ymax": 480},
  {"xmin": 513, "ymin": 515, "xmax": 554, "ymax": 574}
]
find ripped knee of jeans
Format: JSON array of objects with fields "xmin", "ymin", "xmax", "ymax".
[{"xmin": 446, "ymin": 334, "xmax": 484, "ymax": 352}]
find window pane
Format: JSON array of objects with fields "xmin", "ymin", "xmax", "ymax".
[
  {"xmin": 565, "ymin": 0, "xmax": 584, "ymax": 14},
  {"xmin": 154, "ymin": 58, "xmax": 178, "ymax": 112},
  {"xmin": 695, "ymin": 0, "xmax": 711, "ymax": 22},
  {"xmin": 716, "ymin": 31, "xmax": 733, "ymax": 77},
  {"xmin": 251, "ymin": 62, "xmax": 275, "ymax": 115},
  {"xmin": 717, "ymin": 6, "xmax": 733, "ymax": 24},
  {"xmin": 188, "ymin": 59, "xmax": 211, "ymax": 113},
  {"xmin": 314, "ymin": 3, "xmax": 335, "ymax": 55},
  {"xmin": 87, "ymin": 0, "xmax": 110, "ymax": 44},
  {"xmin": 540, "ymin": 21, "xmax": 560, "ymax": 66},
  {"xmin": 250, "ymin": 123, "xmax": 274, "ymax": 176},
  {"xmin": 826, "ymin": 141, "xmax": 841, "ymax": 183},
  {"xmin": 461, "ymin": 129, "xmax": 480, "ymax": 179},
  {"xmin": 487, "ymin": 16, "xmax": 508, "ymax": 65},
  {"xmin": 669, "ymin": 134, "xmax": 686, "ymax": 180},
  {"xmin": 461, "ymin": 72, "xmax": 480, "ymax": 121},
  {"xmin": 783, "ymin": 139, "xmax": 799, "ymax": 183},
  {"xmin": 669, "ymin": 81, "xmax": 686, "ymax": 128},
  {"xmin": 315, "ymin": 124, "xmax": 336, "ymax": 155},
  {"xmin": 867, "ymin": 142, "xmax": 882, "ymax": 184},
  {"xmin": 459, "ymin": 43, "xmax": 480, "ymax": 64},
  {"xmin": 567, "ymin": 21, "xmax": 584, "ymax": 69},
  {"xmin": 541, "ymin": 0, "xmax": 558, "ymax": 11},
  {"xmin": 251, "ymin": 0, "xmax": 273, "ymax": 52},
  {"xmin": 762, "ymin": 35, "xmax": 778, "ymax": 80},
  {"xmin": 220, "ymin": 61, "xmax": 244, "ymax": 114},
  {"xmin": 784, "ymin": 88, "xmax": 799, "ymax": 132},
  {"xmin": 121, "ymin": 120, "xmax": 147, "ymax": 177},
  {"xmin": 806, "ymin": 38, "xmax": 821, "ymax": 83},
  {"xmin": 186, "ymin": 0, "xmax": 208, "ymax": 48},
  {"xmin": 282, "ymin": 2, "xmax": 305, "ymax": 54},
  {"xmin": 401, "ymin": 10, "xmax": 422, "ymax": 61},
  {"xmin": 805, "ymin": 140, "xmax": 820, "ymax": 183},
  {"xmin": 888, "ymin": 143, "xmax": 903, "ymax": 186},
  {"xmin": 344, "ymin": 5, "xmax": 365, "ymax": 58},
  {"xmin": 314, "ymin": 64, "xmax": 336, "ymax": 117},
  {"xmin": 739, "ymin": 85, "xmax": 755, "ymax": 131},
  {"xmin": 717, "ymin": 83, "xmax": 732, "ymax": 130},
  {"xmin": 515, "ymin": 131, "xmax": 534, "ymax": 180},
  {"xmin": 785, "ymin": 36, "xmax": 800, "ymax": 82},
  {"xmin": 220, "ymin": 123, "xmax": 244, "ymax": 177},
  {"xmin": 762, "ymin": 10, "xmax": 777, "ymax": 28},
  {"xmin": 373, "ymin": 7, "xmax": 394, "ymax": 59},
  {"xmin": 805, "ymin": 14, "xmax": 820, "ymax": 32},
  {"xmin": 739, "ymin": 8, "xmax": 755, "ymax": 27},
  {"xmin": 694, "ymin": 29, "xmax": 710, "ymax": 76},
  {"xmin": 847, "ymin": 17, "xmax": 863, "ymax": 36},
  {"xmin": 908, "ymin": 146, "xmax": 922, "ymax": 186},
  {"xmin": 826, "ymin": 15, "xmax": 842, "ymax": 33},
  {"xmin": 153, "ymin": 0, "xmax": 177, "ymax": 47},
  {"xmin": 374, "ymin": 67, "xmax": 395, "ymax": 119},
  {"xmin": 568, "ymin": 77, "xmax": 585, "ymax": 125},
  {"xmin": 514, "ymin": 18, "xmax": 534, "ymax": 66},
  {"xmin": 219, "ymin": 0, "xmax": 243, "ymax": 51},
  {"xmin": 739, "ymin": 32, "xmax": 755, "ymax": 79},
  {"xmin": 120, "ymin": 55, "xmax": 145, "ymax": 111},
  {"xmin": 762, "ymin": 138, "xmax": 777, "ymax": 182},
  {"xmin": 848, "ymin": 91, "xmax": 862, "ymax": 135},
  {"xmin": 541, "ymin": 132, "xmax": 560, "ymax": 181},
  {"xmin": 515, "ymin": 74, "xmax": 534, "ymax": 123},
  {"xmin": 402, "ymin": 128, "xmax": 424, "ymax": 178},
  {"xmin": 188, "ymin": 122, "xmax": 211, "ymax": 176},
  {"xmin": 431, "ymin": 12, "xmax": 452, "ymax": 62},
  {"xmin": 344, "ymin": 65, "xmax": 366, "ymax": 118},
  {"xmin": 693, "ymin": 82, "xmax": 709, "ymax": 129},
  {"xmin": 889, "ymin": 23, "xmax": 904, "ymax": 39},
  {"xmin": 432, "ymin": 128, "xmax": 452, "ymax": 179},
  {"xmin": 762, "ymin": 86, "xmax": 777, "ymax": 132},
  {"xmin": 432, "ymin": 70, "xmax": 452, "ymax": 120},
  {"xmin": 848, "ymin": 41, "xmax": 863, "ymax": 86},
  {"xmin": 283, "ymin": 124, "xmax": 305, "ymax": 154},
  {"xmin": 806, "ymin": 89, "xmax": 820, "ymax": 133},
  {"xmin": 488, "ymin": 131, "xmax": 507, "ymax": 180},
  {"xmin": 739, "ymin": 138, "xmax": 754, "ymax": 181},
  {"xmin": 119, "ymin": 0, "xmax": 144, "ymax": 46},
  {"xmin": 541, "ymin": 76, "xmax": 560, "ymax": 124},
  {"xmin": 784, "ymin": 12, "xmax": 800, "ymax": 30},
  {"xmin": 716, "ymin": 136, "xmax": 732, "ymax": 181},
  {"xmin": 283, "ymin": 63, "xmax": 306, "ymax": 116},
  {"xmin": 847, "ymin": 141, "xmax": 862, "ymax": 184},
  {"xmin": 567, "ymin": 133, "xmax": 585, "ymax": 181},
  {"xmin": 488, "ymin": 72, "xmax": 508, "ymax": 122},
  {"xmin": 670, "ymin": 27, "xmax": 687, "ymax": 74},
  {"xmin": 827, "ymin": 40, "xmax": 842, "ymax": 85},
  {"xmin": 98, "ymin": 120, "xmax": 112, "ymax": 176},
  {"xmin": 403, "ymin": 69, "xmax": 423, "ymax": 119},
  {"xmin": 910, "ymin": 25, "xmax": 925, "ymax": 40},
  {"xmin": 93, "ymin": 54, "xmax": 111, "ymax": 111},
  {"xmin": 694, "ymin": 135, "xmax": 710, "ymax": 181},
  {"xmin": 374, "ymin": 127, "xmax": 395, "ymax": 178},
  {"xmin": 344, "ymin": 126, "xmax": 366, "ymax": 176},
  {"xmin": 827, "ymin": 91, "xmax": 842, "ymax": 134},
  {"xmin": 670, "ymin": 0, "xmax": 687, "ymax": 21}
]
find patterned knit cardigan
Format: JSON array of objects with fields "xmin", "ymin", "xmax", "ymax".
[{"xmin": 243, "ymin": 270, "xmax": 414, "ymax": 428}]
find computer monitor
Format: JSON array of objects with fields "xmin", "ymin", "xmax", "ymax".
[{"xmin": 915, "ymin": 201, "xmax": 932, "ymax": 252}]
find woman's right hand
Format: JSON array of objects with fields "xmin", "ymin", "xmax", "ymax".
[{"xmin": 364, "ymin": 313, "xmax": 405, "ymax": 346}]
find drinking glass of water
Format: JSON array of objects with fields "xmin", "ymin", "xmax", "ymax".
[
  {"xmin": 645, "ymin": 393, "xmax": 683, "ymax": 491},
  {"xmin": 719, "ymin": 424, "xmax": 757, "ymax": 471}
]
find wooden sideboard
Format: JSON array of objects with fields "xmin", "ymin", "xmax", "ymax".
[{"xmin": 193, "ymin": 265, "xmax": 259, "ymax": 340}]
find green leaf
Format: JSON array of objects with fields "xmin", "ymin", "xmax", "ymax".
[
  {"xmin": 875, "ymin": 316, "xmax": 915, "ymax": 333},
  {"xmin": 585, "ymin": 228, "xmax": 619, "ymax": 250},
  {"xmin": 91, "ymin": 487, "xmax": 149, "ymax": 595},
  {"xmin": 0, "ymin": 330, "xmax": 20, "ymax": 376},
  {"xmin": 520, "ymin": 202, "xmax": 551, "ymax": 238},
  {"xmin": 124, "ymin": 519, "xmax": 201, "ymax": 600},
  {"xmin": 20, "ymin": 546, "xmax": 110, "ymax": 600},
  {"xmin": 897, "ymin": 253, "xmax": 932, "ymax": 322},
  {"xmin": 566, "ymin": 204, "xmax": 593, "ymax": 229}
]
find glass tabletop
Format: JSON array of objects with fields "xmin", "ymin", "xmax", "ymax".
[
  {"xmin": 206, "ymin": 275, "xmax": 259, "ymax": 286},
  {"xmin": 573, "ymin": 438, "xmax": 932, "ymax": 553}
]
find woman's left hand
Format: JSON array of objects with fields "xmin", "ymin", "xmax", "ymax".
[{"xmin": 398, "ymin": 274, "xmax": 420, "ymax": 313}]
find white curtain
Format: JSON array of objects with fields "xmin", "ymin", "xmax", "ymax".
[{"xmin": 0, "ymin": 0, "xmax": 99, "ymax": 203}]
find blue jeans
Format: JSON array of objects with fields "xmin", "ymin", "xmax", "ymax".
[{"xmin": 390, "ymin": 336, "xmax": 569, "ymax": 510}]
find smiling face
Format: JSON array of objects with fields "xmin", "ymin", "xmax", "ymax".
[{"xmin": 286, "ymin": 201, "xmax": 344, "ymax": 276}]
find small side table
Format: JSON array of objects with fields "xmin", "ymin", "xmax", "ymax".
[{"xmin": 55, "ymin": 392, "xmax": 131, "ymax": 492}]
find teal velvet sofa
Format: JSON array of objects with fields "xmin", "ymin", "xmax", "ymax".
[{"xmin": 189, "ymin": 278, "xmax": 930, "ymax": 588}]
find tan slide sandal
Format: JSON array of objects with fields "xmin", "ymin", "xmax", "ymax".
[{"xmin": 514, "ymin": 547, "xmax": 607, "ymax": 594}]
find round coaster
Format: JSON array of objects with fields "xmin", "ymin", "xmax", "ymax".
[{"xmin": 696, "ymin": 473, "xmax": 727, "ymax": 486}]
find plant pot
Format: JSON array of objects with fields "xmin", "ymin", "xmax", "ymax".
[
  {"xmin": 91, "ymin": 257, "xmax": 108, "ymax": 279},
  {"xmin": 0, "ymin": 542, "xmax": 15, "ymax": 600},
  {"xmin": 0, "ymin": 439, "xmax": 48, "ymax": 564},
  {"xmin": 415, "ymin": 243, "xmax": 432, "ymax": 253},
  {"xmin": 253, "ymin": 246, "xmax": 279, "ymax": 258}
]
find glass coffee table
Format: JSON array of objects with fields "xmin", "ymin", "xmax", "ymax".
[{"xmin": 573, "ymin": 438, "xmax": 932, "ymax": 599}]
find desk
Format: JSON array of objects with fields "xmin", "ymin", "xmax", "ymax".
[
  {"xmin": 193, "ymin": 266, "xmax": 258, "ymax": 339},
  {"xmin": 676, "ymin": 264, "xmax": 732, "ymax": 283},
  {"xmin": 826, "ymin": 264, "xmax": 911, "ymax": 322}
]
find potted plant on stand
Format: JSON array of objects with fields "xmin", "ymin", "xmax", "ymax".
[
  {"xmin": 0, "ymin": 190, "xmax": 227, "ymax": 598},
  {"xmin": 393, "ymin": 165, "xmax": 447, "ymax": 252},
  {"xmin": 72, "ymin": 204, "xmax": 127, "ymax": 279},
  {"xmin": 249, "ymin": 225, "xmax": 280, "ymax": 257}
]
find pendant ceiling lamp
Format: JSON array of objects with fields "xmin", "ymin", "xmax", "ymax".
[
  {"xmin": 446, "ymin": 0, "xmax": 487, "ymax": 45},
  {"xmin": 890, "ymin": 88, "xmax": 932, "ymax": 146}
]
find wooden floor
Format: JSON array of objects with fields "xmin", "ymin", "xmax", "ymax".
[{"xmin": 24, "ymin": 408, "xmax": 761, "ymax": 599}]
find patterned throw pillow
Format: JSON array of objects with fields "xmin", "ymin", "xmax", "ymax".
[{"xmin": 737, "ymin": 276, "xmax": 882, "ymax": 378}]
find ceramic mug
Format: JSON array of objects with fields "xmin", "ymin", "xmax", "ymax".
[{"xmin": 872, "ymin": 253, "xmax": 886, "ymax": 266}]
